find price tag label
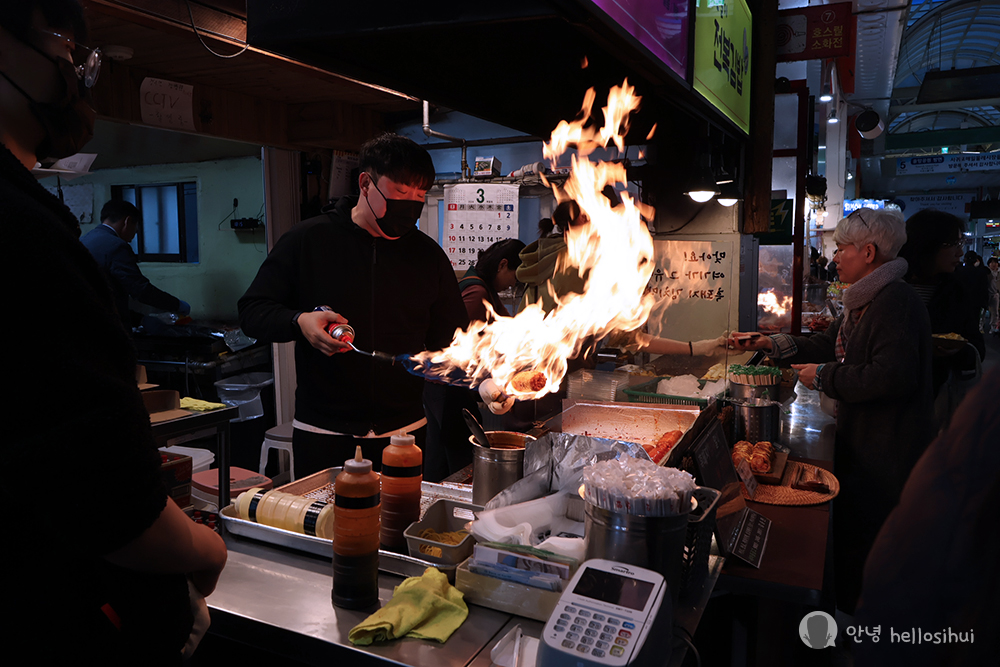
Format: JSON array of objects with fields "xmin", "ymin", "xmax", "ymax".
[
  {"xmin": 732, "ymin": 508, "xmax": 771, "ymax": 569},
  {"xmin": 735, "ymin": 457, "xmax": 758, "ymax": 499}
]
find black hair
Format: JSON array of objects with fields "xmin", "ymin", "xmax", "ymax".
[
  {"xmin": 101, "ymin": 200, "xmax": 139, "ymax": 225},
  {"xmin": 537, "ymin": 217, "xmax": 554, "ymax": 238},
  {"xmin": 898, "ymin": 209, "xmax": 966, "ymax": 280},
  {"xmin": 475, "ymin": 238, "xmax": 526, "ymax": 286},
  {"xmin": 359, "ymin": 133, "xmax": 435, "ymax": 190},
  {"xmin": 988, "ymin": 257, "xmax": 999, "ymax": 267},
  {"xmin": 0, "ymin": 0, "xmax": 87, "ymax": 43},
  {"xmin": 963, "ymin": 250, "xmax": 980, "ymax": 265},
  {"xmin": 552, "ymin": 200, "xmax": 583, "ymax": 231}
]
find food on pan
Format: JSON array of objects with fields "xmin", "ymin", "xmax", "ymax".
[
  {"xmin": 644, "ymin": 429, "xmax": 683, "ymax": 464},
  {"xmin": 510, "ymin": 370, "xmax": 547, "ymax": 392},
  {"xmin": 731, "ymin": 440, "xmax": 773, "ymax": 474},
  {"xmin": 933, "ymin": 333, "xmax": 965, "ymax": 341}
]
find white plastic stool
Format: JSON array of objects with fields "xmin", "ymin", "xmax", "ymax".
[{"xmin": 259, "ymin": 421, "xmax": 295, "ymax": 485}]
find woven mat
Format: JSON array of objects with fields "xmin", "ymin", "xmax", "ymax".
[{"xmin": 742, "ymin": 461, "xmax": 840, "ymax": 506}]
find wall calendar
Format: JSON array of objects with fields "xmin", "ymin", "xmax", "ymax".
[{"xmin": 442, "ymin": 183, "xmax": 519, "ymax": 271}]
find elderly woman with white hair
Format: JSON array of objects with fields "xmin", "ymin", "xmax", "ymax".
[{"xmin": 730, "ymin": 208, "xmax": 935, "ymax": 615}]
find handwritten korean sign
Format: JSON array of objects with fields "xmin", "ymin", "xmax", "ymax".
[
  {"xmin": 139, "ymin": 77, "xmax": 196, "ymax": 132},
  {"xmin": 646, "ymin": 240, "xmax": 736, "ymax": 342}
]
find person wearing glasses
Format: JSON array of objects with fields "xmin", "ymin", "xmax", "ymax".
[
  {"xmin": 1, "ymin": 2, "xmax": 226, "ymax": 663},
  {"xmin": 898, "ymin": 209, "xmax": 985, "ymax": 420},
  {"xmin": 728, "ymin": 208, "xmax": 934, "ymax": 615}
]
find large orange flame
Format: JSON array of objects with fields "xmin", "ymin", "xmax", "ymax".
[
  {"xmin": 757, "ymin": 289, "xmax": 792, "ymax": 317},
  {"xmin": 414, "ymin": 81, "xmax": 655, "ymax": 398}
]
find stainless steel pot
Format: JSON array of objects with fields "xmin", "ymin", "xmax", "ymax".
[
  {"xmin": 732, "ymin": 400, "xmax": 781, "ymax": 443},
  {"xmin": 469, "ymin": 431, "xmax": 535, "ymax": 505},
  {"xmin": 584, "ymin": 501, "xmax": 691, "ymax": 599}
]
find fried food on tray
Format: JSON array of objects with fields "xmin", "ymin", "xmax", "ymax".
[
  {"xmin": 644, "ymin": 429, "xmax": 684, "ymax": 464},
  {"xmin": 732, "ymin": 440, "xmax": 773, "ymax": 474},
  {"xmin": 750, "ymin": 452, "xmax": 771, "ymax": 473}
]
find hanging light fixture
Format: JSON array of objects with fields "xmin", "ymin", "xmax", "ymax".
[
  {"xmin": 685, "ymin": 145, "xmax": 720, "ymax": 203},
  {"xmin": 827, "ymin": 108, "xmax": 839, "ymax": 124},
  {"xmin": 819, "ymin": 60, "xmax": 833, "ymax": 103},
  {"xmin": 716, "ymin": 181, "xmax": 741, "ymax": 207},
  {"xmin": 856, "ymin": 108, "xmax": 885, "ymax": 139}
]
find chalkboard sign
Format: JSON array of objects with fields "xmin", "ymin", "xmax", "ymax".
[{"xmin": 691, "ymin": 420, "xmax": 770, "ymax": 567}]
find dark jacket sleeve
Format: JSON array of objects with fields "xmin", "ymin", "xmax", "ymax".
[
  {"xmin": 107, "ymin": 242, "xmax": 181, "ymax": 312},
  {"xmin": 782, "ymin": 317, "xmax": 840, "ymax": 363},
  {"xmin": 238, "ymin": 227, "xmax": 303, "ymax": 342},
  {"xmin": 819, "ymin": 292, "xmax": 928, "ymax": 404}
]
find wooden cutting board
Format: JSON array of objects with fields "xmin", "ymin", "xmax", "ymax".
[{"xmin": 754, "ymin": 450, "xmax": 789, "ymax": 485}]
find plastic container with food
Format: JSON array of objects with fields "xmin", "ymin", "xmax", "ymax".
[{"xmin": 404, "ymin": 498, "xmax": 480, "ymax": 565}]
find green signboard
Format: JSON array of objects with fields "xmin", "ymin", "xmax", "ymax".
[{"xmin": 693, "ymin": 0, "xmax": 752, "ymax": 134}]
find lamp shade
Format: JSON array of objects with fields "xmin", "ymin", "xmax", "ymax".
[
  {"xmin": 856, "ymin": 109, "xmax": 884, "ymax": 139},
  {"xmin": 685, "ymin": 164, "xmax": 720, "ymax": 203}
]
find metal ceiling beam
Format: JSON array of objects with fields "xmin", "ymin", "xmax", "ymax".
[
  {"xmin": 886, "ymin": 126, "xmax": 1000, "ymax": 150},
  {"xmin": 890, "ymin": 97, "xmax": 1000, "ymax": 114}
]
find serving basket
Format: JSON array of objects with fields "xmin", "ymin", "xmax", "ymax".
[{"xmin": 623, "ymin": 375, "xmax": 725, "ymax": 409}]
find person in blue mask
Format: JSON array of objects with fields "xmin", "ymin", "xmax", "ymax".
[{"xmin": 239, "ymin": 133, "xmax": 468, "ymax": 476}]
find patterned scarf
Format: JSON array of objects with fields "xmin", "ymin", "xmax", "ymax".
[{"xmin": 835, "ymin": 257, "xmax": 908, "ymax": 361}]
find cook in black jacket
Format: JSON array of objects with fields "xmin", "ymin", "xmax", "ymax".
[{"xmin": 239, "ymin": 133, "xmax": 468, "ymax": 475}]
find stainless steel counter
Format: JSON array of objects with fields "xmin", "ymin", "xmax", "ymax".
[
  {"xmin": 780, "ymin": 380, "xmax": 836, "ymax": 461},
  {"xmin": 210, "ymin": 534, "xmax": 512, "ymax": 667},
  {"xmin": 210, "ymin": 532, "xmax": 722, "ymax": 667}
]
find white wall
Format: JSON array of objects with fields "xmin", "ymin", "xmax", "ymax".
[{"xmin": 43, "ymin": 156, "xmax": 266, "ymax": 321}]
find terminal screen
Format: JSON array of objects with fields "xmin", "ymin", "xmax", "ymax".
[{"xmin": 572, "ymin": 567, "xmax": 654, "ymax": 611}]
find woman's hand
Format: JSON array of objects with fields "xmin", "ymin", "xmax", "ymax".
[{"xmin": 792, "ymin": 363, "xmax": 819, "ymax": 390}]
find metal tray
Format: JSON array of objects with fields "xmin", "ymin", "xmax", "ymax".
[{"xmin": 221, "ymin": 467, "xmax": 477, "ymax": 581}]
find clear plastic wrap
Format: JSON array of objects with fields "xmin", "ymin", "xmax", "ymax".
[{"xmin": 582, "ymin": 457, "xmax": 696, "ymax": 516}]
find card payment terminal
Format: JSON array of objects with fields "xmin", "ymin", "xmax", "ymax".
[{"xmin": 536, "ymin": 559, "xmax": 672, "ymax": 667}]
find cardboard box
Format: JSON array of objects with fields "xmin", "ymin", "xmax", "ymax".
[
  {"xmin": 474, "ymin": 156, "xmax": 501, "ymax": 177},
  {"xmin": 142, "ymin": 389, "xmax": 189, "ymax": 423},
  {"xmin": 136, "ymin": 364, "xmax": 157, "ymax": 391}
]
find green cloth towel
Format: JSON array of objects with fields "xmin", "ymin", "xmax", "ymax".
[{"xmin": 348, "ymin": 567, "xmax": 468, "ymax": 645}]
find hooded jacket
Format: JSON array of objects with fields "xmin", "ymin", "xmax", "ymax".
[{"xmin": 514, "ymin": 235, "xmax": 587, "ymax": 313}]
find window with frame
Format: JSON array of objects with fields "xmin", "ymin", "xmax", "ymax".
[{"xmin": 112, "ymin": 182, "xmax": 199, "ymax": 263}]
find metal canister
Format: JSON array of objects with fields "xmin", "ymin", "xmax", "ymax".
[
  {"xmin": 313, "ymin": 306, "xmax": 356, "ymax": 344},
  {"xmin": 326, "ymin": 323, "xmax": 355, "ymax": 344}
]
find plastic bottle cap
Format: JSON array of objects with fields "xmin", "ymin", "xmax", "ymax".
[
  {"xmin": 390, "ymin": 433, "xmax": 415, "ymax": 446},
  {"xmin": 343, "ymin": 444, "xmax": 372, "ymax": 474}
]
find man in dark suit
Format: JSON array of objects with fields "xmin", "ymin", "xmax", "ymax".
[{"xmin": 81, "ymin": 199, "xmax": 190, "ymax": 330}]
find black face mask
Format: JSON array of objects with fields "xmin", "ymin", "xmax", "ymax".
[
  {"xmin": 365, "ymin": 177, "xmax": 424, "ymax": 239},
  {"xmin": 1, "ymin": 43, "xmax": 95, "ymax": 161}
]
